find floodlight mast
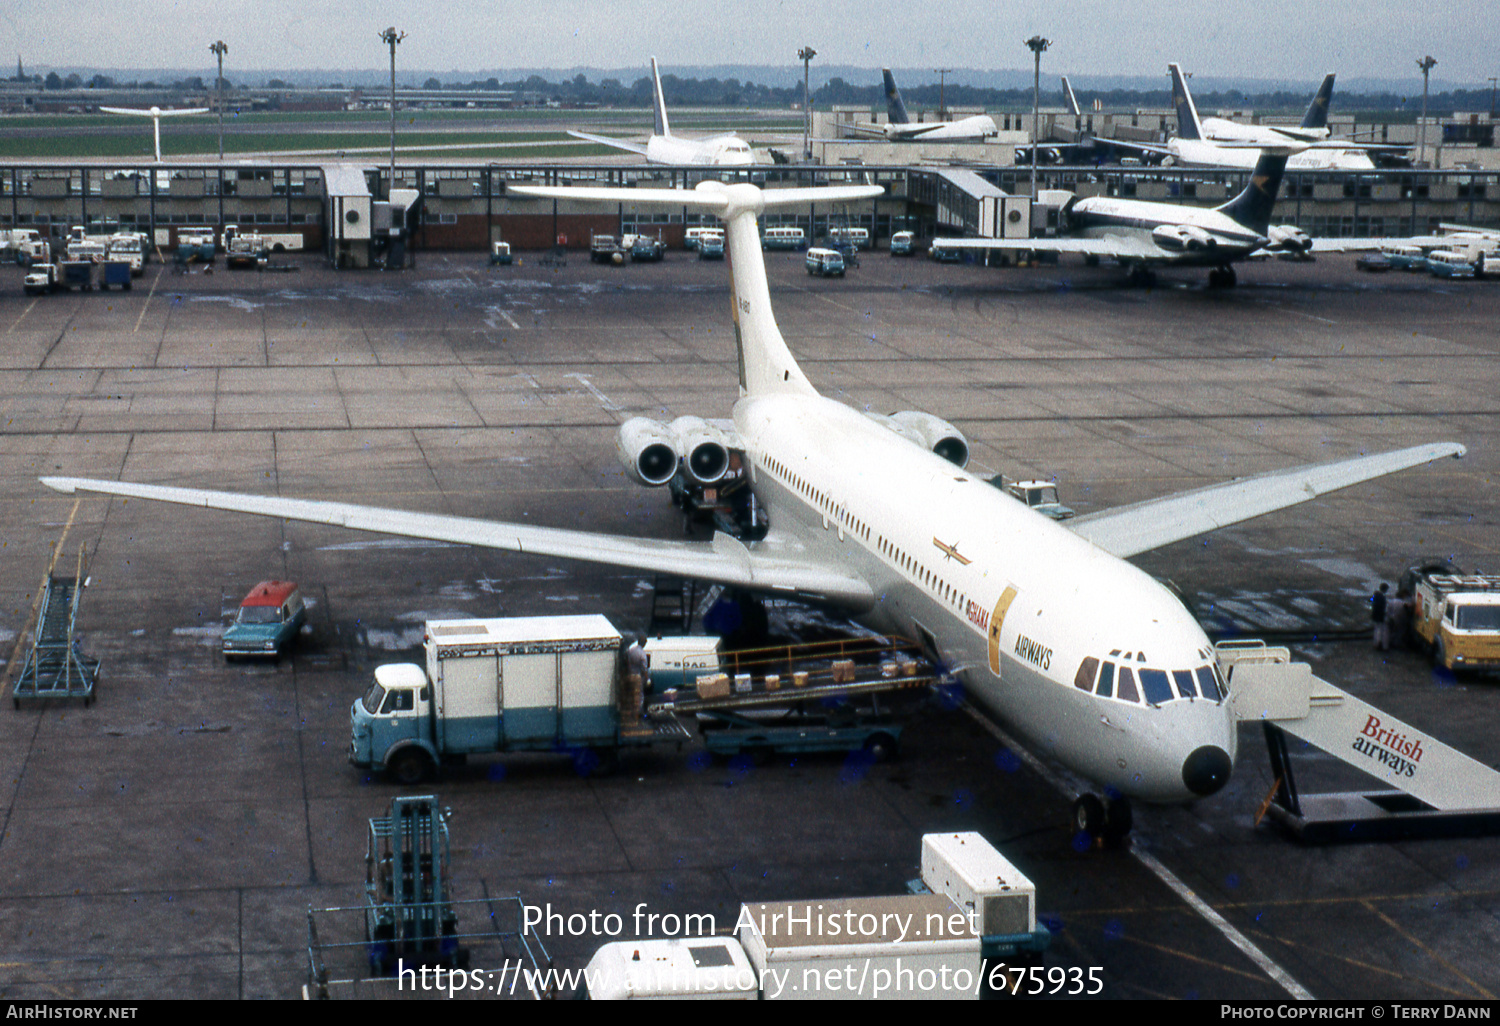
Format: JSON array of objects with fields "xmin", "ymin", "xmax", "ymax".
[
  {"xmin": 799, "ymin": 47, "xmax": 817, "ymax": 161},
  {"xmin": 210, "ymin": 41, "xmax": 228, "ymax": 160},
  {"xmin": 381, "ymin": 27, "xmax": 407, "ymax": 192},
  {"xmin": 1417, "ymin": 55, "xmax": 1437, "ymax": 167},
  {"xmin": 1026, "ymin": 36, "xmax": 1051, "ymax": 199}
]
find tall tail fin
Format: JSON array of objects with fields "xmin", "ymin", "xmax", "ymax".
[
  {"xmin": 1301, "ymin": 73, "xmax": 1336, "ymax": 130},
  {"xmin": 650, "ymin": 56, "xmax": 671, "ymax": 137},
  {"xmin": 1061, "ymin": 76, "xmax": 1081, "ymax": 117},
  {"xmin": 882, "ymin": 69, "xmax": 911, "ymax": 125},
  {"xmin": 505, "ymin": 183, "xmax": 883, "ymax": 398},
  {"xmin": 1168, "ymin": 63, "xmax": 1203, "ymax": 141},
  {"xmin": 1216, "ymin": 150, "xmax": 1292, "ymax": 235}
]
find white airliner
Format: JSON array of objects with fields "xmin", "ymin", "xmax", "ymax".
[
  {"xmin": 843, "ymin": 70, "xmax": 998, "ymax": 142},
  {"xmin": 99, "ymin": 105, "xmax": 211, "ymax": 164},
  {"xmin": 567, "ymin": 58, "xmax": 755, "ymax": 166},
  {"xmin": 935, "ymin": 147, "xmax": 1314, "ymax": 286},
  {"xmin": 1115, "ymin": 65, "xmax": 1377, "ymax": 172},
  {"xmin": 41, "ymin": 180, "xmax": 1463, "ymax": 840}
]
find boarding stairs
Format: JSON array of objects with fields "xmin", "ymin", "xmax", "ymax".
[
  {"xmin": 1219, "ymin": 639, "xmax": 1500, "ymax": 841},
  {"xmin": 12, "ymin": 547, "xmax": 98, "ymax": 707}
]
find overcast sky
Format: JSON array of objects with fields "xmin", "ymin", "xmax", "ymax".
[{"xmin": 1, "ymin": 0, "xmax": 1493, "ymax": 86}]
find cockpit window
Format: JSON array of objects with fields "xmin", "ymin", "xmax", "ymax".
[
  {"xmin": 1195, "ymin": 666, "xmax": 1222, "ymax": 701},
  {"xmin": 1095, "ymin": 661, "xmax": 1115, "ymax": 698},
  {"xmin": 1115, "ymin": 667, "xmax": 1139, "ymax": 703},
  {"xmin": 1141, "ymin": 669, "xmax": 1174, "ymax": 705},
  {"xmin": 1172, "ymin": 670, "xmax": 1197, "ymax": 699},
  {"xmin": 1074, "ymin": 657, "xmax": 1099, "ymax": 691}
]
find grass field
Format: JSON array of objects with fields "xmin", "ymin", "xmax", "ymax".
[{"xmin": 0, "ymin": 107, "xmax": 807, "ymax": 160}]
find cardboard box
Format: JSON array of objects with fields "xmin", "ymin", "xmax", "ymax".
[{"xmin": 696, "ymin": 674, "xmax": 730, "ymax": 699}]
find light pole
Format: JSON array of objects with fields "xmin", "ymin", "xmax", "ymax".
[
  {"xmin": 381, "ymin": 27, "xmax": 407, "ymax": 193},
  {"xmin": 934, "ymin": 68, "xmax": 952, "ymax": 121},
  {"xmin": 1489, "ymin": 77, "xmax": 1497, "ymax": 120},
  {"xmin": 799, "ymin": 47, "xmax": 817, "ymax": 161},
  {"xmin": 1026, "ymin": 36, "xmax": 1050, "ymax": 199},
  {"xmin": 210, "ymin": 41, "xmax": 227, "ymax": 160},
  {"xmin": 1417, "ymin": 55, "xmax": 1436, "ymax": 167}
]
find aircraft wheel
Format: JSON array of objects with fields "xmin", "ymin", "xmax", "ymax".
[
  {"xmin": 1072, "ymin": 793, "xmax": 1106, "ymax": 839},
  {"xmin": 1102, "ymin": 795, "xmax": 1133, "ymax": 845},
  {"xmin": 1223, "ymin": 266, "xmax": 1237, "ymax": 287},
  {"xmin": 862, "ymin": 732, "xmax": 899, "ymax": 763}
]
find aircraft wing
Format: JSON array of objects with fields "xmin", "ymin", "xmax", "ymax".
[
  {"xmin": 1066, "ymin": 442, "xmax": 1466, "ymax": 559},
  {"xmin": 1310, "ymin": 237, "xmax": 1387, "ymax": 253},
  {"xmin": 39, "ymin": 477, "xmax": 875, "ymax": 608},
  {"xmin": 931, "ymin": 234, "xmax": 1169, "ymax": 261},
  {"xmin": 100, "ymin": 106, "xmax": 210, "ymax": 116},
  {"xmin": 566, "ymin": 130, "xmax": 650, "ymax": 156}
]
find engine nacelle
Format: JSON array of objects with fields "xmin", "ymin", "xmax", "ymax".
[
  {"xmin": 1151, "ymin": 224, "xmax": 1217, "ymax": 252},
  {"xmin": 1267, "ymin": 224, "xmax": 1313, "ymax": 254},
  {"xmin": 669, "ymin": 415, "xmax": 730, "ymax": 485},
  {"xmin": 616, "ymin": 417, "xmax": 679, "ymax": 487},
  {"xmin": 888, "ymin": 411, "xmax": 969, "ymax": 468}
]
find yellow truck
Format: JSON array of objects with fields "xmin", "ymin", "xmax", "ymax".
[{"xmin": 1402, "ymin": 562, "xmax": 1500, "ymax": 672}]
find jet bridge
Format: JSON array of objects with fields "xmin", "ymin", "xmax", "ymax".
[{"xmin": 1219, "ymin": 640, "xmax": 1500, "ymax": 842}]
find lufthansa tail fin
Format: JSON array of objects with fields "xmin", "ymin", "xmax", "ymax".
[
  {"xmin": 1168, "ymin": 63, "xmax": 1203, "ymax": 141},
  {"xmin": 883, "ymin": 69, "xmax": 911, "ymax": 125},
  {"xmin": 1301, "ymin": 73, "xmax": 1336, "ymax": 130},
  {"xmin": 1216, "ymin": 150, "xmax": 1294, "ymax": 236},
  {"xmin": 650, "ymin": 56, "xmax": 671, "ymax": 137}
]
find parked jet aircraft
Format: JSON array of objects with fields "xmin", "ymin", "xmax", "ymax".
[
  {"xmin": 99, "ymin": 105, "xmax": 211, "ymax": 164},
  {"xmin": 935, "ymin": 146, "xmax": 1311, "ymax": 286},
  {"xmin": 844, "ymin": 69, "xmax": 998, "ymax": 142},
  {"xmin": 567, "ymin": 58, "xmax": 755, "ymax": 166},
  {"xmin": 42, "ymin": 180, "xmax": 1463, "ymax": 841},
  {"xmin": 1111, "ymin": 65, "xmax": 1377, "ymax": 172}
]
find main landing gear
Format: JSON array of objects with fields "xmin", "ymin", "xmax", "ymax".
[
  {"xmin": 1073, "ymin": 792, "xmax": 1133, "ymax": 847},
  {"xmin": 1207, "ymin": 265, "xmax": 1238, "ymax": 289}
]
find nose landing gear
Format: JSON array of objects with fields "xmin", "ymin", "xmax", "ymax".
[{"xmin": 1073, "ymin": 792, "xmax": 1133, "ymax": 848}]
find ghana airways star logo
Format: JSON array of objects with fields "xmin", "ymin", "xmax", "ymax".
[{"xmin": 932, "ymin": 537, "xmax": 972, "ymax": 565}]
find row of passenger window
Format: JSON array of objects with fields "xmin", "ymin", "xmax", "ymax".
[{"xmin": 1073, "ymin": 657, "xmax": 1224, "ymax": 705}]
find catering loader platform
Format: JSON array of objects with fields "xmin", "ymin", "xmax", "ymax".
[{"xmin": 1220, "ymin": 640, "xmax": 1500, "ymax": 842}]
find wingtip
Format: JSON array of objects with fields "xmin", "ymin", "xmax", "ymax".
[{"xmin": 39, "ymin": 476, "xmax": 78, "ymax": 494}]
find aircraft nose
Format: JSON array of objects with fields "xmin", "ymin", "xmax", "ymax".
[{"xmin": 1182, "ymin": 745, "xmax": 1232, "ymax": 797}]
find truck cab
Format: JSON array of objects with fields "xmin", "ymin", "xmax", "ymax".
[
  {"xmin": 1406, "ymin": 568, "xmax": 1500, "ymax": 672},
  {"xmin": 890, "ymin": 230, "xmax": 916, "ymax": 256},
  {"xmin": 988, "ymin": 476, "xmax": 1075, "ymax": 520},
  {"xmin": 804, "ymin": 247, "xmax": 845, "ymax": 277},
  {"xmin": 352, "ymin": 663, "xmax": 433, "ymax": 782}
]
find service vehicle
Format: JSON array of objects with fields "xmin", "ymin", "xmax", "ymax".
[
  {"xmin": 630, "ymin": 235, "xmax": 665, "ymax": 261},
  {"xmin": 223, "ymin": 224, "xmax": 302, "ymax": 253},
  {"xmin": 889, "ymin": 230, "xmax": 917, "ymax": 256},
  {"xmin": 928, "ymin": 243, "xmax": 963, "ymax": 263},
  {"xmin": 23, "ymin": 264, "xmax": 58, "ymax": 295},
  {"xmin": 105, "ymin": 233, "xmax": 145, "ymax": 275},
  {"xmin": 1, "ymin": 228, "xmax": 43, "ymax": 264},
  {"xmin": 1426, "ymin": 249, "xmax": 1476, "ymax": 279},
  {"xmin": 1481, "ymin": 251, "xmax": 1500, "ymax": 279},
  {"xmin": 1401, "ymin": 563, "xmax": 1500, "ymax": 672},
  {"xmin": 804, "ymin": 247, "xmax": 845, "ymax": 277},
  {"xmin": 223, "ymin": 580, "xmax": 306, "ymax": 659},
  {"xmin": 590, "ymin": 234, "xmax": 628, "ymax": 265},
  {"xmin": 684, "ymin": 226, "xmax": 722, "ymax": 251},
  {"xmin": 65, "ymin": 240, "xmax": 107, "ymax": 264},
  {"xmin": 225, "ymin": 232, "xmax": 269, "ymax": 270},
  {"xmin": 1355, "ymin": 251, "xmax": 1392, "ymax": 273},
  {"xmin": 489, "ymin": 240, "xmax": 513, "ymax": 265},
  {"xmin": 1380, "ymin": 242, "xmax": 1426, "ymax": 271},
  {"xmin": 98, "ymin": 261, "xmax": 133, "ymax": 290},
  {"xmin": 56, "ymin": 261, "xmax": 95, "ymax": 291},
  {"xmin": 350, "ymin": 615, "xmax": 690, "ymax": 783},
  {"xmin": 641, "ymin": 634, "xmax": 721, "ymax": 693},
  {"xmin": 989, "ymin": 477, "xmax": 1076, "ymax": 520},
  {"xmin": 825, "ymin": 225, "xmax": 870, "ymax": 249},
  {"xmin": 761, "ymin": 226, "xmax": 806, "ymax": 251},
  {"xmin": 697, "ymin": 230, "xmax": 726, "ymax": 260},
  {"xmin": 579, "ymin": 831, "xmax": 1047, "ymax": 999},
  {"xmin": 175, "ymin": 227, "xmax": 216, "ymax": 264}
]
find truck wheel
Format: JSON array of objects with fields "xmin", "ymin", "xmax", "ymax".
[
  {"xmin": 387, "ymin": 748, "xmax": 433, "ymax": 785},
  {"xmin": 862, "ymin": 733, "xmax": 898, "ymax": 763}
]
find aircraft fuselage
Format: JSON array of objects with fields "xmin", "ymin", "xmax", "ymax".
[{"xmin": 733, "ymin": 391, "xmax": 1237, "ymax": 803}]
